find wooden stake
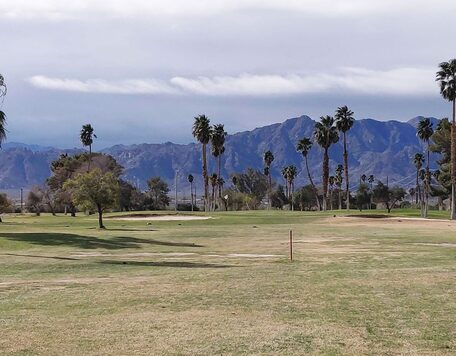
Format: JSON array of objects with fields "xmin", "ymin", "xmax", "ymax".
[{"xmin": 289, "ymin": 230, "xmax": 293, "ymax": 261}]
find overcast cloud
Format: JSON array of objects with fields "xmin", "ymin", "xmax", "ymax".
[{"xmin": 1, "ymin": 0, "xmax": 455, "ymax": 148}]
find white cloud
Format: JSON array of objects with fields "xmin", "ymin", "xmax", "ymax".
[
  {"xmin": 29, "ymin": 76, "xmax": 178, "ymax": 95},
  {"xmin": 2, "ymin": 0, "xmax": 456, "ymax": 21},
  {"xmin": 29, "ymin": 67, "xmax": 438, "ymax": 97}
]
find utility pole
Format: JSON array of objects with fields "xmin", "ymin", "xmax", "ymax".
[{"xmin": 175, "ymin": 169, "xmax": 179, "ymax": 212}]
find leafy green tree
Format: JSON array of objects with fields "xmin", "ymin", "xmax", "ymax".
[
  {"xmin": 119, "ymin": 180, "xmax": 146, "ymax": 211},
  {"xmin": 0, "ymin": 193, "xmax": 12, "ymax": 222},
  {"xmin": 26, "ymin": 187, "xmax": 45, "ymax": 216},
  {"xmin": 293, "ymin": 185, "xmax": 317, "ymax": 211},
  {"xmin": 296, "ymin": 138, "xmax": 321, "ymax": 210},
  {"xmin": 80, "ymin": 124, "xmax": 97, "ymax": 171},
  {"xmin": 146, "ymin": 177, "xmax": 170, "ymax": 210},
  {"xmin": 417, "ymin": 118, "xmax": 434, "ymax": 217},
  {"xmin": 314, "ymin": 115, "xmax": 339, "ymax": 211},
  {"xmin": 436, "ymin": 59, "xmax": 456, "ymax": 219},
  {"xmin": 335, "ymin": 105, "xmax": 355, "ymax": 210},
  {"xmin": 64, "ymin": 169, "xmax": 120, "ymax": 229},
  {"xmin": 263, "ymin": 150, "xmax": 275, "ymax": 209},
  {"xmin": 231, "ymin": 168, "xmax": 268, "ymax": 204},
  {"xmin": 372, "ymin": 181, "xmax": 406, "ymax": 213},
  {"xmin": 192, "ymin": 115, "xmax": 212, "ymax": 211},
  {"xmin": 270, "ymin": 185, "xmax": 289, "ymax": 209}
]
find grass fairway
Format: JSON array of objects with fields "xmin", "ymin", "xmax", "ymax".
[{"xmin": 1, "ymin": 210, "xmax": 455, "ymax": 355}]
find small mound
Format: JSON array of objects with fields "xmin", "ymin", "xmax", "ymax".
[{"xmin": 108, "ymin": 214, "xmax": 211, "ymax": 221}]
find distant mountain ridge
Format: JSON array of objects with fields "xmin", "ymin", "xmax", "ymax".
[{"xmin": 0, "ymin": 115, "xmax": 439, "ymax": 191}]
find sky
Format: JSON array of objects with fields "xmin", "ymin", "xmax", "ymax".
[{"xmin": 1, "ymin": 0, "xmax": 455, "ymax": 149}]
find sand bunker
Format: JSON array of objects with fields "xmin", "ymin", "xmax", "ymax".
[{"xmin": 110, "ymin": 214, "xmax": 211, "ymax": 221}]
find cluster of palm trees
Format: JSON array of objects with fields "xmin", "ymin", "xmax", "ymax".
[
  {"xmin": 281, "ymin": 165, "xmax": 298, "ymax": 210},
  {"xmin": 192, "ymin": 115, "xmax": 227, "ymax": 211}
]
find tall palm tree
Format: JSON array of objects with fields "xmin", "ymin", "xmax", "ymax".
[
  {"xmin": 192, "ymin": 115, "xmax": 212, "ymax": 211},
  {"xmin": 210, "ymin": 173, "xmax": 218, "ymax": 211},
  {"xmin": 0, "ymin": 74, "xmax": 7, "ymax": 148},
  {"xmin": 187, "ymin": 174, "xmax": 194, "ymax": 211},
  {"xmin": 328, "ymin": 175, "xmax": 335, "ymax": 210},
  {"xmin": 436, "ymin": 60, "xmax": 456, "ymax": 219},
  {"xmin": 335, "ymin": 106, "xmax": 355, "ymax": 211},
  {"xmin": 335, "ymin": 164, "xmax": 344, "ymax": 210},
  {"xmin": 314, "ymin": 116, "xmax": 339, "ymax": 211},
  {"xmin": 0, "ymin": 110, "xmax": 6, "ymax": 148},
  {"xmin": 281, "ymin": 166, "xmax": 290, "ymax": 199},
  {"xmin": 413, "ymin": 153, "xmax": 425, "ymax": 210},
  {"xmin": 80, "ymin": 124, "xmax": 97, "ymax": 172},
  {"xmin": 368, "ymin": 175, "xmax": 374, "ymax": 209},
  {"xmin": 263, "ymin": 150, "xmax": 275, "ymax": 209},
  {"xmin": 296, "ymin": 138, "xmax": 321, "ymax": 210},
  {"xmin": 211, "ymin": 124, "xmax": 227, "ymax": 198},
  {"xmin": 417, "ymin": 118, "xmax": 434, "ymax": 217},
  {"xmin": 287, "ymin": 165, "xmax": 298, "ymax": 211}
]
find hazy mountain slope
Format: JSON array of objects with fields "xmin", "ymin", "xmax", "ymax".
[{"xmin": 0, "ymin": 116, "xmax": 439, "ymax": 190}]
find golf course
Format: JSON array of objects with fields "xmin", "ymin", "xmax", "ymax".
[{"xmin": 1, "ymin": 210, "xmax": 455, "ymax": 355}]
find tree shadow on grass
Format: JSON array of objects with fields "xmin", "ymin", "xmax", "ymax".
[
  {"xmin": 0, "ymin": 233, "xmax": 203, "ymax": 249},
  {"xmin": 3, "ymin": 253, "xmax": 80, "ymax": 261},
  {"xmin": 98, "ymin": 260, "xmax": 236, "ymax": 268}
]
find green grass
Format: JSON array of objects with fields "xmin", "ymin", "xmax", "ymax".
[{"xmin": 0, "ymin": 209, "xmax": 455, "ymax": 355}]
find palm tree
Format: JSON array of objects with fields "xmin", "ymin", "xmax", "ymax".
[
  {"xmin": 263, "ymin": 150, "xmax": 275, "ymax": 209},
  {"xmin": 314, "ymin": 116, "xmax": 339, "ymax": 211},
  {"xmin": 335, "ymin": 165, "xmax": 344, "ymax": 210},
  {"xmin": 368, "ymin": 175, "xmax": 374, "ymax": 209},
  {"xmin": 281, "ymin": 166, "xmax": 290, "ymax": 199},
  {"xmin": 192, "ymin": 115, "xmax": 212, "ymax": 211},
  {"xmin": 0, "ymin": 74, "xmax": 7, "ymax": 148},
  {"xmin": 80, "ymin": 124, "xmax": 97, "ymax": 172},
  {"xmin": 335, "ymin": 105, "xmax": 355, "ymax": 211},
  {"xmin": 296, "ymin": 138, "xmax": 321, "ymax": 210},
  {"xmin": 211, "ymin": 124, "xmax": 227, "ymax": 199},
  {"xmin": 287, "ymin": 165, "xmax": 298, "ymax": 211},
  {"xmin": 360, "ymin": 174, "xmax": 366, "ymax": 184},
  {"xmin": 413, "ymin": 153, "xmax": 425, "ymax": 213},
  {"xmin": 436, "ymin": 60, "xmax": 456, "ymax": 219},
  {"xmin": 187, "ymin": 174, "xmax": 194, "ymax": 211},
  {"xmin": 328, "ymin": 175, "xmax": 335, "ymax": 210},
  {"xmin": 417, "ymin": 118, "xmax": 434, "ymax": 217},
  {"xmin": 210, "ymin": 173, "xmax": 218, "ymax": 211},
  {"xmin": 0, "ymin": 110, "xmax": 6, "ymax": 148}
]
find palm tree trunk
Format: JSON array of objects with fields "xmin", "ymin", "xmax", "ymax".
[
  {"xmin": 425, "ymin": 143, "xmax": 430, "ymax": 218},
  {"xmin": 343, "ymin": 133, "xmax": 350, "ymax": 210},
  {"xmin": 202, "ymin": 144, "xmax": 209, "ymax": 212},
  {"xmin": 190, "ymin": 182, "xmax": 194, "ymax": 211},
  {"xmin": 322, "ymin": 149, "xmax": 329, "ymax": 211},
  {"xmin": 451, "ymin": 98, "xmax": 456, "ymax": 220},
  {"xmin": 338, "ymin": 189, "xmax": 342, "ymax": 210},
  {"xmin": 88, "ymin": 144, "xmax": 92, "ymax": 172},
  {"xmin": 291, "ymin": 181, "xmax": 294, "ymax": 211},
  {"xmin": 218, "ymin": 155, "xmax": 222, "ymax": 198},
  {"xmin": 416, "ymin": 171, "xmax": 419, "ymax": 205},
  {"xmin": 268, "ymin": 173, "xmax": 272, "ymax": 210},
  {"xmin": 305, "ymin": 155, "xmax": 321, "ymax": 210}
]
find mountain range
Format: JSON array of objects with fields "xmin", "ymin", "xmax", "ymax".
[{"xmin": 0, "ymin": 115, "xmax": 440, "ymax": 192}]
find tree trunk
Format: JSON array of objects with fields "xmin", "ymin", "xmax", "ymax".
[
  {"xmin": 424, "ymin": 143, "xmax": 430, "ymax": 218},
  {"xmin": 190, "ymin": 182, "xmax": 194, "ymax": 211},
  {"xmin": 218, "ymin": 155, "xmax": 222, "ymax": 198},
  {"xmin": 202, "ymin": 144, "xmax": 209, "ymax": 212},
  {"xmin": 88, "ymin": 144, "xmax": 92, "ymax": 172},
  {"xmin": 416, "ymin": 170, "xmax": 419, "ymax": 206},
  {"xmin": 338, "ymin": 189, "xmax": 342, "ymax": 210},
  {"xmin": 322, "ymin": 148, "xmax": 329, "ymax": 211},
  {"xmin": 305, "ymin": 155, "xmax": 321, "ymax": 211},
  {"xmin": 97, "ymin": 204, "xmax": 105, "ymax": 229},
  {"xmin": 343, "ymin": 132, "xmax": 350, "ymax": 210},
  {"xmin": 268, "ymin": 173, "xmax": 272, "ymax": 210},
  {"xmin": 452, "ymin": 98, "xmax": 456, "ymax": 220},
  {"xmin": 291, "ymin": 181, "xmax": 294, "ymax": 211}
]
